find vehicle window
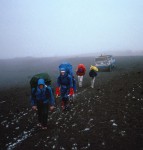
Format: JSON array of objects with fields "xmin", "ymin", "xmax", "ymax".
[{"xmin": 96, "ymin": 57, "xmax": 107, "ymax": 61}]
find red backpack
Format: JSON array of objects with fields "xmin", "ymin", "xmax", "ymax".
[{"xmin": 76, "ymin": 64, "xmax": 86, "ymax": 76}]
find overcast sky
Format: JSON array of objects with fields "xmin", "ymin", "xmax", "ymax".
[{"xmin": 0, "ymin": 0, "xmax": 143, "ymax": 58}]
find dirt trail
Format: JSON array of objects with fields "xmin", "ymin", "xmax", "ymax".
[{"xmin": 0, "ymin": 56, "xmax": 143, "ymax": 150}]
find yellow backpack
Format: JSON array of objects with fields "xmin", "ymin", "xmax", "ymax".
[{"xmin": 90, "ymin": 65, "xmax": 98, "ymax": 72}]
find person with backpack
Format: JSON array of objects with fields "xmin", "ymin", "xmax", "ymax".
[
  {"xmin": 89, "ymin": 65, "xmax": 98, "ymax": 88},
  {"xmin": 76, "ymin": 64, "xmax": 86, "ymax": 87},
  {"xmin": 30, "ymin": 78, "xmax": 55, "ymax": 130},
  {"xmin": 55, "ymin": 63, "xmax": 75, "ymax": 111}
]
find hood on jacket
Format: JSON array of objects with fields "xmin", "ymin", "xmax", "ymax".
[
  {"xmin": 38, "ymin": 78, "xmax": 45, "ymax": 85},
  {"xmin": 60, "ymin": 67, "xmax": 68, "ymax": 77},
  {"xmin": 60, "ymin": 67, "xmax": 66, "ymax": 72}
]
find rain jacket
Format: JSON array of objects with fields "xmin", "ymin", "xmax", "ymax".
[
  {"xmin": 57, "ymin": 73, "xmax": 73, "ymax": 98},
  {"xmin": 31, "ymin": 79, "xmax": 55, "ymax": 106},
  {"xmin": 89, "ymin": 70, "xmax": 97, "ymax": 78}
]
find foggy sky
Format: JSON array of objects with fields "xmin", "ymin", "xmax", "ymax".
[{"xmin": 0, "ymin": 0, "xmax": 143, "ymax": 59}]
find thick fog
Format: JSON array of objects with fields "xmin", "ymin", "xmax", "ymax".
[{"xmin": 0, "ymin": 0, "xmax": 143, "ymax": 59}]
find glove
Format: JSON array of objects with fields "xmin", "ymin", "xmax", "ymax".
[
  {"xmin": 55, "ymin": 87, "xmax": 60, "ymax": 97},
  {"xmin": 69, "ymin": 88, "xmax": 74, "ymax": 96}
]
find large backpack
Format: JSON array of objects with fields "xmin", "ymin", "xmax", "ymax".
[
  {"xmin": 76, "ymin": 64, "xmax": 86, "ymax": 76},
  {"xmin": 30, "ymin": 72, "xmax": 51, "ymax": 89},
  {"xmin": 59, "ymin": 62, "xmax": 73, "ymax": 76},
  {"xmin": 90, "ymin": 65, "xmax": 98, "ymax": 72}
]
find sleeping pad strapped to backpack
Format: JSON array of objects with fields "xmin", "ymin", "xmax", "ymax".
[{"xmin": 30, "ymin": 72, "xmax": 51, "ymax": 89}]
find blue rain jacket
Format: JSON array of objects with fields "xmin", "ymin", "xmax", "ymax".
[
  {"xmin": 31, "ymin": 79, "xmax": 55, "ymax": 106},
  {"xmin": 57, "ymin": 73, "xmax": 73, "ymax": 98}
]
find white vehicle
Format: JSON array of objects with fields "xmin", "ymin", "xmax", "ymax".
[{"xmin": 95, "ymin": 55, "xmax": 116, "ymax": 72}]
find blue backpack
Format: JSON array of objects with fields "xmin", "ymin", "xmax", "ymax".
[
  {"xmin": 59, "ymin": 62, "xmax": 76, "ymax": 92},
  {"xmin": 59, "ymin": 62, "xmax": 73, "ymax": 76}
]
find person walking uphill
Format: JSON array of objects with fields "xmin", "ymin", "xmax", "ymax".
[
  {"xmin": 89, "ymin": 65, "xmax": 98, "ymax": 88},
  {"xmin": 55, "ymin": 65, "xmax": 74, "ymax": 111},
  {"xmin": 30, "ymin": 78, "xmax": 55, "ymax": 130},
  {"xmin": 76, "ymin": 64, "xmax": 86, "ymax": 87}
]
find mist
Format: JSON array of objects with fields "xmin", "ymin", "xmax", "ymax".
[{"xmin": 0, "ymin": 0, "xmax": 143, "ymax": 59}]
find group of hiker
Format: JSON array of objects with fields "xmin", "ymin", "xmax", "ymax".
[
  {"xmin": 30, "ymin": 63, "xmax": 98, "ymax": 129},
  {"xmin": 76, "ymin": 64, "xmax": 98, "ymax": 88}
]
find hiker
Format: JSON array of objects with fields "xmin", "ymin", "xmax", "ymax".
[
  {"xmin": 30, "ymin": 78, "xmax": 55, "ymax": 129},
  {"xmin": 55, "ymin": 63, "xmax": 74, "ymax": 111},
  {"xmin": 89, "ymin": 65, "xmax": 98, "ymax": 88},
  {"xmin": 76, "ymin": 64, "xmax": 86, "ymax": 87}
]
